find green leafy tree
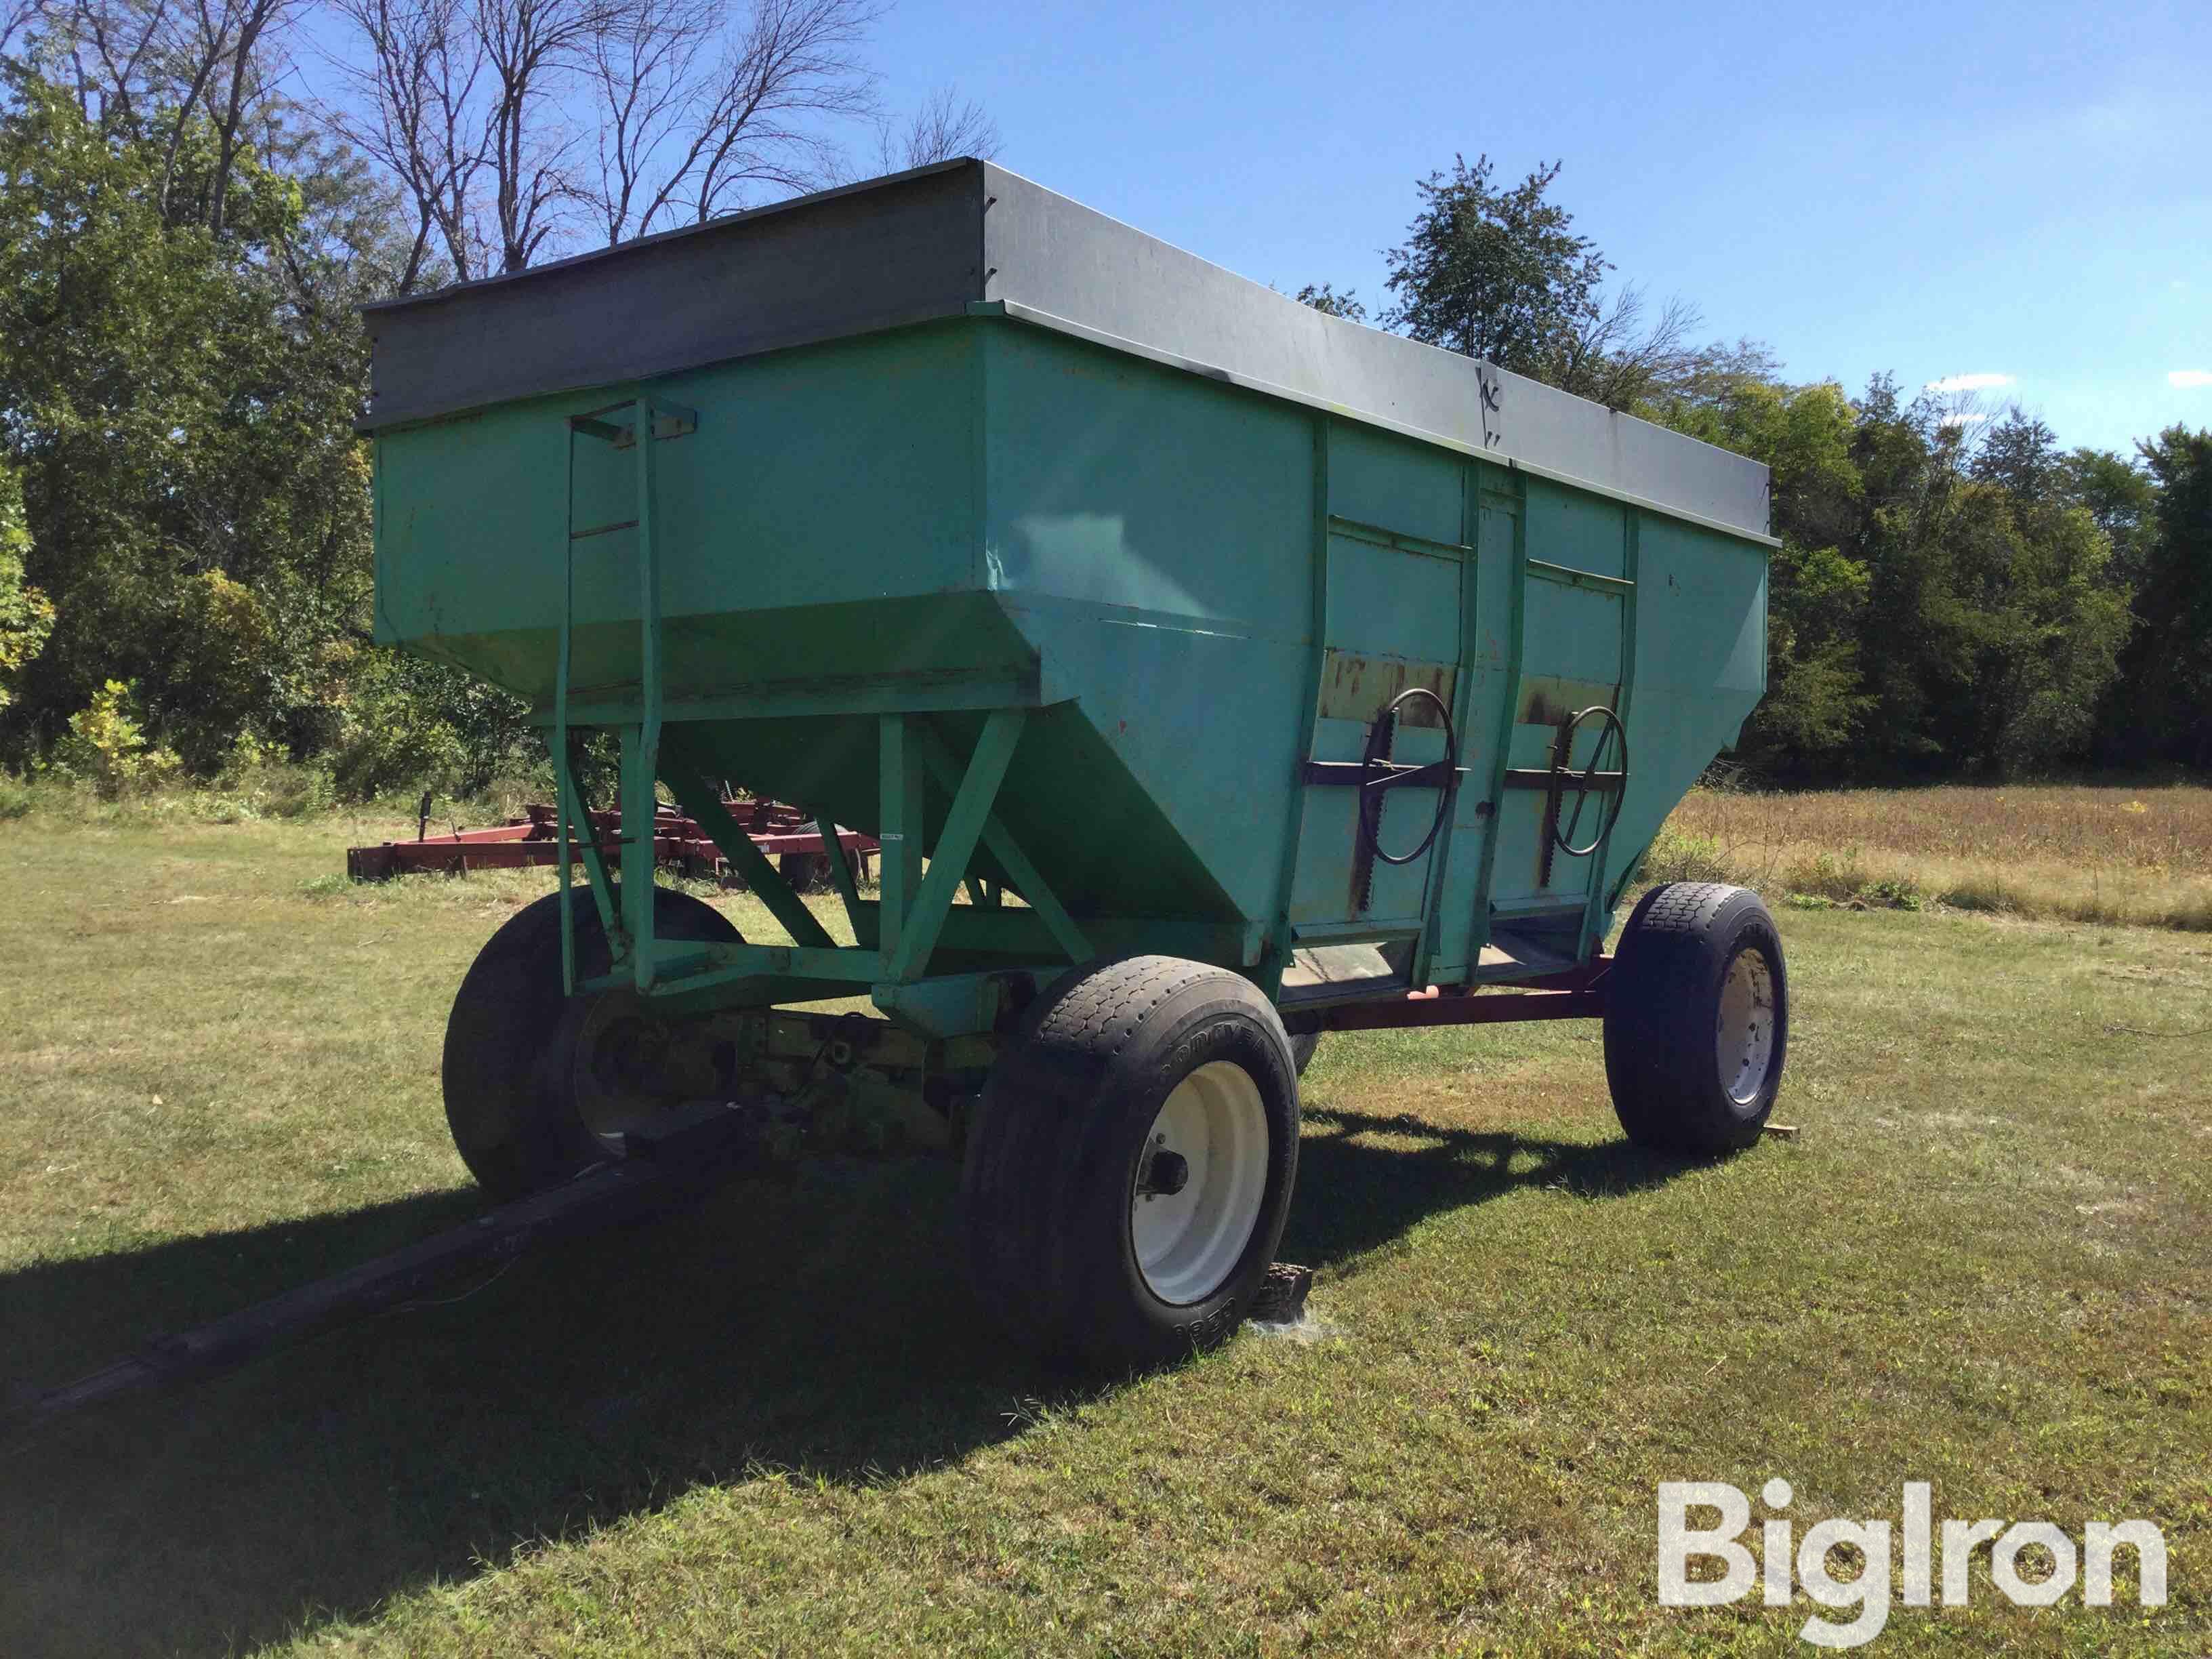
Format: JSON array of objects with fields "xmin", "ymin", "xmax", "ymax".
[
  {"xmin": 2100, "ymin": 426, "xmax": 2212, "ymax": 767},
  {"xmin": 2060, "ymin": 445, "xmax": 2159, "ymax": 592},
  {"xmin": 0, "ymin": 459, "xmax": 53, "ymax": 712},
  {"xmin": 1381, "ymin": 154, "xmax": 1607, "ymax": 373},
  {"xmin": 1662, "ymin": 378, "xmax": 1871, "ymax": 762},
  {"xmin": 55, "ymin": 676, "xmax": 182, "ymax": 794},
  {"xmin": 1660, "ymin": 371, "xmax": 2133, "ymax": 777},
  {"xmin": 0, "ymin": 73, "xmax": 386, "ymax": 771},
  {"xmin": 1378, "ymin": 154, "xmax": 1766, "ymax": 411},
  {"xmin": 1294, "ymin": 282, "xmax": 1367, "ymax": 322},
  {"xmin": 1969, "ymin": 409, "xmax": 2059, "ymax": 498}
]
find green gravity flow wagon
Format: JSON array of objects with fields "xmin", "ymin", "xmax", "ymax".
[{"xmin": 365, "ymin": 160, "xmax": 1790, "ymax": 1368}]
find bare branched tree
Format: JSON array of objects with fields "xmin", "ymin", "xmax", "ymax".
[
  {"xmin": 643, "ymin": 0, "xmax": 879, "ymax": 229},
  {"xmin": 580, "ymin": 0, "xmax": 707, "ymax": 243},
  {"xmin": 202, "ymin": 0, "xmax": 301, "ymax": 232},
  {"xmin": 325, "ymin": 0, "xmax": 487, "ymax": 288},
  {"xmin": 583, "ymin": 0, "xmax": 879, "ymax": 242},
  {"xmin": 159, "ymin": 0, "xmax": 240, "ymax": 212},
  {"xmin": 329, "ymin": 0, "xmax": 888, "ymax": 283},
  {"xmin": 14, "ymin": 0, "xmax": 306, "ymax": 232},
  {"xmin": 874, "ymin": 81, "xmax": 998, "ymax": 172},
  {"xmin": 1536, "ymin": 286, "xmax": 1780, "ymax": 413},
  {"xmin": 10, "ymin": 0, "xmax": 171, "ymax": 127},
  {"xmin": 1543, "ymin": 285, "xmax": 1694, "ymax": 407},
  {"xmin": 475, "ymin": 0, "xmax": 621, "ymax": 270},
  {"xmin": 0, "ymin": 0, "xmax": 45, "ymax": 56},
  {"xmin": 63, "ymin": 0, "xmax": 165, "ymax": 124}
]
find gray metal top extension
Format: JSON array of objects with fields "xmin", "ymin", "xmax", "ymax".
[{"xmin": 361, "ymin": 159, "xmax": 1772, "ymax": 542}]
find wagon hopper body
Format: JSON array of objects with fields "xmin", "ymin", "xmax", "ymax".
[{"xmin": 363, "ymin": 161, "xmax": 1790, "ymax": 1368}]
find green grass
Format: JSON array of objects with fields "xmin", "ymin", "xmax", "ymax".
[{"xmin": 0, "ymin": 811, "xmax": 2207, "ymax": 1656}]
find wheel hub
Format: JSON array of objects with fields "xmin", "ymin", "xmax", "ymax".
[
  {"xmin": 1716, "ymin": 946, "xmax": 1777, "ymax": 1105},
  {"xmin": 1139, "ymin": 1147, "xmax": 1191, "ymax": 1197},
  {"xmin": 561, "ymin": 991, "xmax": 689, "ymax": 1147},
  {"xmin": 1129, "ymin": 1061, "xmax": 1269, "ymax": 1305}
]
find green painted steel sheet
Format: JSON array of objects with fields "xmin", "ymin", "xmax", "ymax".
[{"xmin": 371, "ymin": 308, "xmax": 1769, "ymax": 990}]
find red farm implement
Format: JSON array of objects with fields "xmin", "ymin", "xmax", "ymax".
[{"xmin": 346, "ymin": 797, "xmax": 877, "ymax": 889}]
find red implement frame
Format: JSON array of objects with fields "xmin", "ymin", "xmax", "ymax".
[
  {"xmin": 1290, "ymin": 954, "xmax": 1610, "ymax": 1033},
  {"xmin": 346, "ymin": 798, "xmax": 877, "ymax": 884}
]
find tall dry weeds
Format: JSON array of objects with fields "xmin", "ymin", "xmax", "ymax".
[{"xmin": 1651, "ymin": 783, "xmax": 2212, "ymax": 930}]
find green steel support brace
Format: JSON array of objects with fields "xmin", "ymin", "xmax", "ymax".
[
  {"xmin": 554, "ymin": 391, "xmax": 697, "ymax": 994},
  {"xmin": 554, "ymin": 419, "xmax": 619, "ymax": 991},
  {"xmin": 1259, "ymin": 415, "xmax": 1334, "ymax": 998},
  {"xmin": 557, "ymin": 762, "xmax": 618, "ymax": 936},
  {"xmin": 914, "ymin": 722, "xmax": 1092, "ymax": 966},
  {"xmin": 556, "ymin": 417, "xmax": 577, "ymax": 992},
  {"xmin": 621, "ymin": 396, "xmax": 667, "ymax": 991},
  {"xmin": 1413, "ymin": 459, "xmax": 1483, "ymax": 987},
  {"xmin": 886, "ymin": 709, "xmax": 1025, "ymax": 981},
  {"xmin": 877, "ymin": 713, "xmax": 925, "ymax": 966},
  {"xmin": 619, "ymin": 723, "xmax": 655, "ymax": 986},
  {"xmin": 657, "ymin": 744, "xmax": 837, "ymax": 951},
  {"xmin": 1586, "ymin": 510, "xmax": 1642, "ymax": 945},
  {"xmin": 1470, "ymin": 468, "xmax": 1529, "ymax": 957},
  {"xmin": 816, "ymin": 812, "xmax": 865, "ymax": 935}
]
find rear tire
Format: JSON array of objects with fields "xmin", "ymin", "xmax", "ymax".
[
  {"xmin": 962, "ymin": 956, "xmax": 1301, "ymax": 1370},
  {"xmin": 1289, "ymin": 1031, "xmax": 1320, "ymax": 1077},
  {"xmin": 1603, "ymin": 882, "xmax": 1787, "ymax": 1155},
  {"xmin": 441, "ymin": 886, "xmax": 741, "ymax": 1200}
]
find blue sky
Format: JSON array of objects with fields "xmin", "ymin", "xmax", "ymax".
[{"xmin": 857, "ymin": 0, "xmax": 2211, "ymax": 455}]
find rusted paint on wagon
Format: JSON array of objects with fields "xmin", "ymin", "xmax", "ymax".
[
  {"xmin": 346, "ymin": 800, "xmax": 876, "ymax": 885},
  {"xmin": 1515, "ymin": 674, "xmax": 1620, "ymax": 729},
  {"xmin": 1316, "ymin": 650, "xmax": 1457, "ymax": 729}
]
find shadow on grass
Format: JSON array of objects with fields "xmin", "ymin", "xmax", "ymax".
[
  {"xmin": 0, "ymin": 1113, "xmax": 1694, "ymax": 1658},
  {"xmin": 1282, "ymin": 1104, "xmax": 1694, "ymax": 1269}
]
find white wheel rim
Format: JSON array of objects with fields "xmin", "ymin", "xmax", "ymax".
[
  {"xmin": 1717, "ymin": 947, "xmax": 1777, "ymax": 1106},
  {"xmin": 1130, "ymin": 1060, "xmax": 1269, "ymax": 1305}
]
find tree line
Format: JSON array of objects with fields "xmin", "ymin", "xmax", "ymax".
[
  {"xmin": 0, "ymin": 0, "xmax": 991, "ymax": 794},
  {"xmin": 0, "ymin": 46, "xmax": 2204, "ymax": 796}
]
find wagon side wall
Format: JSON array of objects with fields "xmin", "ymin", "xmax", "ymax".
[
  {"xmin": 371, "ymin": 321, "xmax": 990, "ymax": 703},
  {"xmin": 1600, "ymin": 512, "xmax": 1768, "ymax": 909},
  {"xmin": 970, "ymin": 316, "xmax": 1769, "ymax": 958},
  {"xmin": 975, "ymin": 320, "xmax": 1316, "ymax": 926}
]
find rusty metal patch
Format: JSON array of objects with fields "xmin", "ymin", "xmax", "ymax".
[
  {"xmin": 1515, "ymin": 674, "xmax": 1619, "ymax": 729},
  {"xmin": 1319, "ymin": 651, "xmax": 1457, "ymax": 728}
]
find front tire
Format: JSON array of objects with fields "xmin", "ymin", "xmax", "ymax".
[
  {"xmin": 441, "ymin": 885, "xmax": 741, "ymax": 1199},
  {"xmin": 962, "ymin": 956, "xmax": 1301, "ymax": 1370},
  {"xmin": 1603, "ymin": 882, "xmax": 1788, "ymax": 1155}
]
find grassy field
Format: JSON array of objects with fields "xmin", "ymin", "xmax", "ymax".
[
  {"xmin": 1, "ymin": 802, "xmax": 2207, "ymax": 1656},
  {"xmin": 1653, "ymin": 782, "xmax": 2212, "ymax": 932}
]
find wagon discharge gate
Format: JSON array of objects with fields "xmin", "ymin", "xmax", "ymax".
[{"xmin": 28, "ymin": 161, "xmax": 1790, "ymax": 1404}]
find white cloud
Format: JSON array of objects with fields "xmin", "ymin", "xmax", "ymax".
[
  {"xmin": 2170, "ymin": 369, "xmax": 2212, "ymax": 389},
  {"xmin": 1940, "ymin": 412, "xmax": 1992, "ymax": 429},
  {"xmin": 1923, "ymin": 373, "xmax": 2015, "ymax": 393}
]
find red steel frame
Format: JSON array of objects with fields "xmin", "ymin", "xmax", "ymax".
[
  {"xmin": 346, "ymin": 800, "xmax": 877, "ymax": 884},
  {"xmin": 1289, "ymin": 953, "xmax": 1610, "ymax": 1034}
]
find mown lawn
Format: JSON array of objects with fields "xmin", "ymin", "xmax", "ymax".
[{"xmin": 0, "ymin": 811, "xmax": 2206, "ymax": 1656}]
